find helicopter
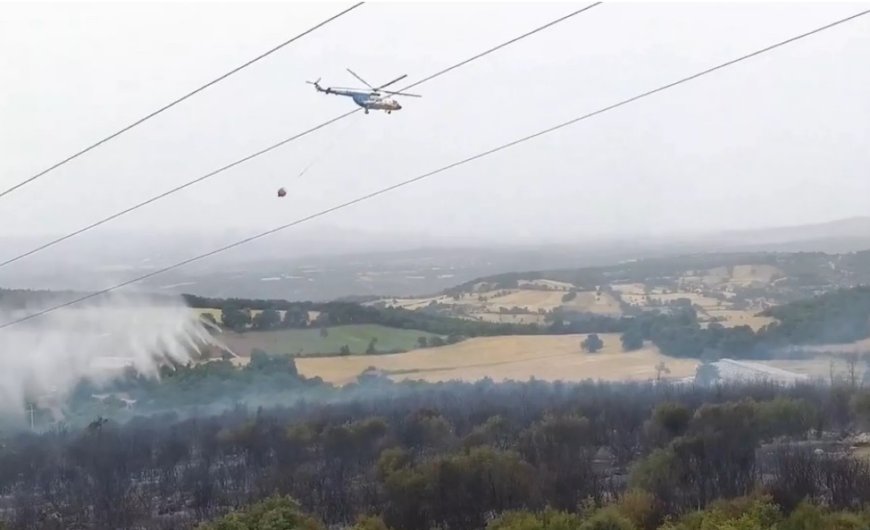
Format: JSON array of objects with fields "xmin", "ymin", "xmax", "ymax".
[{"xmin": 307, "ymin": 68, "xmax": 421, "ymax": 114}]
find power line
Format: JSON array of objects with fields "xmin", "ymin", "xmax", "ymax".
[
  {"xmin": 0, "ymin": 2, "xmax": 603, "ymax": 270},
  {"xmin": 0, "ymin": 2, "xmax": 366, "ymax": 201},
  {"xmin": 1, "ymin": 8, "xmax": 866, "ymax": 331}
]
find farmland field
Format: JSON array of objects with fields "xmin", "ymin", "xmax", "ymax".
[
  {"xmin": 704, "ymin": 309, "xmax": 776, "ymax": 331},
  {"xmin": 294, "ymin": 333, "xmax": 699, "ymax": 385},
  {"xmin": 216, "ymin": 324, "xmax": 441, "ymax": 357}
]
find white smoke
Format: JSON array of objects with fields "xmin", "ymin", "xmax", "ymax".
[{"xmin": 0, "ymin": 289, "xmax": 220, "ymax": 417}]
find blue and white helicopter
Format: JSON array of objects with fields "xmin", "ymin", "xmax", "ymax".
[{"xmin": 307, "ymin": 68, "xmax": 421, "ymax": 114}]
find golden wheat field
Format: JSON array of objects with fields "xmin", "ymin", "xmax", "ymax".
[{"xmin": 294, "ymin": 333, "xmax": 699, "ymax": 385}]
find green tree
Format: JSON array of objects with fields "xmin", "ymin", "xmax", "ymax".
[
  {"xmin": 621, "ymin": 328, "xmax": 644, "ymax": 351},
  {"xmin": 196, "ymin": 495, "xmax": 324, "ymax": 530},
  {"xmin": 417, "ymin": 336, "xmax": 428, "ymax": 348},
  {"xmin": 281, "ymin": 307, "xmax": 308, "ymax": 328},
  {"xmin": 487, "ymin": 509, "xmax": 584, "ymax": 530},
  {"xmin": 659, "ymin": 495, "xmax": 781, "ymax": 530},
  {"xmin": 252, "ymin": 309, "xmax": 281, "ymax": 330},
  {"xmin": 582, "ymin": 334, "xmax": 604, "ymax": 353},
  {"xmin": 247, "ymin": 349, "xmax": 299, "ymax": 377},
  {"xmin": 579, "ymin": 509, "xmax": 637, "ymax": 530},
  {"xmin": 221, "ymin": 306, "xmax": 251, "ymax": 332},
  {"xmin": 756, "ymin": 397, "xmax": 817, "ymax": 441},
  {"xmin": 645, "ymin": 402, "xmax": 691, "ymax": 447}
]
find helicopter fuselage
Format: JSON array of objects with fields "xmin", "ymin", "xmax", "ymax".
[{"xmin": 315, "ymin": 86, "xmax": 402, "ymax": 113}]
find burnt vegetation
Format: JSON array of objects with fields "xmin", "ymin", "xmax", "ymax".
[{"xmin": 3, "ymin": 372, "xmax": 870, "ymax": 529}]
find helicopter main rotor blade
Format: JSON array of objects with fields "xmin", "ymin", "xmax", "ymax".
[
  {"xmin": 346, "ymin": 68, "xmax": 374, "ymax": 90},
  {"xmin": 380, "ymin": 89, "xmax": 422, "ymax": 98},
  {"xmin": 376, "ymin": 74, "xmax": 408, "ymax": 91}
]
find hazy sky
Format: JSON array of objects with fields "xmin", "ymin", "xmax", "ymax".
[{"xmin": 2, "ymin": 1, "xmax": 869, "ymax": 254}]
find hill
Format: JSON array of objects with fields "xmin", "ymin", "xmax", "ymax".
[
  {"xmin": 365, "ymin": 250, "xmax": 870, "ymax": 332},
  {"xmin": 8, "ymin": 217, "xmax": 870, "ymax": 301}
]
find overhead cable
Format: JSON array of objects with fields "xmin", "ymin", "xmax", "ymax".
[
  {"xmin": 0, "ymin": 2, "xmax": 366, "ymax": 201},
  {"xmin": 1, "ymin": 8, "xmax": 866, "ymax": 330},
  {"xmin": 0, "ymin": 2, "xmax": 603, "ymax": 269}
]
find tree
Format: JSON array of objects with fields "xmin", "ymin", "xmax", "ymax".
[
  {"xmin": 582, "ymin": 334, "xmax": 604, "ymax": 353},
  {"xmin": 579, "ymin": 509, "xmax": 637, "ymax": 530},
  {"xmin": 195, "ymin": 495, "xmax": 324, "ymax": 530},
  {"xmin": 252, "ymin": 309, "xmax": 281, "ymax": 331},
  {"xmin": 851, "ymin": 390, "xmax": 870, "ymax": 425},
  {"xmin": 221, "ymin": 306, "xmax": 251, "ymax": 332},
  {"xmin": 655, "ymin": 361, "xmax": 671, "ymax": 382},
  {"xmin": 247, "ymin": 349, "xmax": 299, "ymax": 376},
  {"xmin": 366, "ymin": 338, "xmax": 378, "ymax": 355},
  {"xmin": 621, "ymin": 328, "xmax": 644, "ymax": 351},
  {"xmin": 320, "ymin": 326, "xmax": 329, "ymax": 338},
  {"xmin": 695, "ymin": 361, "xmax": 720, "ymax": 387},
  {"xmin": 843, "ymin": 353, "xmax": 859, "ymax": 389},
  {"xmin": 281, "ymin": 307, "xmax": 308, "ymax": 328},
  {"xmin": 417, "ymin": 336, "xmax": 428, "ymax": 348},
  {"xmin": 648, "ymin": 402, "xmax": 691, "ymax": 441},
  {"xmin": 339, "ymin": 345, "xmax": 351, "ymax": 356}
]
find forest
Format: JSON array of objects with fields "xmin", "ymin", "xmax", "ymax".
[
  {"xmin": 622, "ymin": 286, "xmax": 870, "ymax": 359},
  {"xmin": 4, "ymin": 366, "xmax": 870, "ymax": 529}
]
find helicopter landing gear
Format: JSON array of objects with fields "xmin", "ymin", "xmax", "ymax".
[
  {"xmin": 364, "ymin": 108, "xmax": 369, "ymax": 114},
  {"xmin": 387, "ymin": 110, "xmax": 391, "ymax": 115}
]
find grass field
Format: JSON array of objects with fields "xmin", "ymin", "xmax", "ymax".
[
  {"xmin": 217, "ymin": 324, "xmax": 441, "ymax": 357},
  {"xmin": 679, "ymin": 264, "xmax": 784, "ymax": 289},
  {"xmin": 295, "ymin": 333, "xmax": 699, "ymax": 385},
  {"xmin": 704, "ymin": 309, "xmax": 776, "ymax": 331}
]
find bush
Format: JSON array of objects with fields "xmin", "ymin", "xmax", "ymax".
[
  {"xmin": 582, "ymin": 334, "xmax": 604, "ymax": 353},
  {"xmin": 196, "ymin": 495, "xmax": 324, "ymax": 530}
]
